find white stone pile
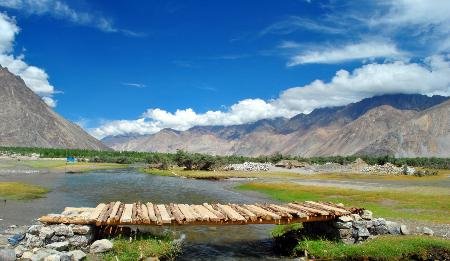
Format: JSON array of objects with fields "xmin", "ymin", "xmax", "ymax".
[
  {"xmin": 224, "ymin": 162, "xmax": 272, "ymax": 171},
  {"xmin": 360, "ymin": 163, "xmax": 415, "ymax": 175}
]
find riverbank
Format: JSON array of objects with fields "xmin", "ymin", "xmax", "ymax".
[{"xmin": 0, "ymin": 159, "xmax": 129, "ymax": 173}]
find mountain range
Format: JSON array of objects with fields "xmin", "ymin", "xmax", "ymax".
[
  {"xmin": 104, "ymin": 94, "xmax": 449, "ymax": 157},
  {"xmin": 0, "ymin": 66, "xmax": 108, "ymax": 150}
]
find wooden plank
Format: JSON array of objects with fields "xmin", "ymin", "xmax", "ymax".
[
  {"xmin": 135, "ymin": 203, "xmax": 146, "ymax": 224},
  {"xmin": 216, "ymin": 204, "xmax": 246, "ymax": 222},
  {"xmin": 114, "ymin": 203, "xmax": 125, "ymax": 224},
  {"xmin": 156, "ymin": 204, "xmax": 172, "ymax": 224},
  {"xmin": 190, "ymin": 205, "xmax": 209, "ymax": 221},
  {"xmin": 169, "ymin": 203, "xmax": 185, "ymax": 224},
  {"xmin": 275, "ymin": 204, "xmax": 308, "ymax": 218},
  {"xmin": 141, "ymin": 203, "xmax": 151, "ymax": 224},
  {"xmin": 288, "ymin": 203, "xmax": 329, "ymax": 216},
  {"xmin": 120, "ymin": 204, "xmax": 133, "ymax": 223},
  {"xmin": 131, "ymin": 203, "xmax": 138, "ymax": 224},
  {"xmin": 304, "ymin": 201, "xmax": 350, "ymax": 215},
  {"xmin": 165, "ymin": 204, "xmax": 176, "ymax": 221},
  {"xmin": 89, "ymin": 203, "xmax": 107, "ymax": 221},
  {"xmin": 243, "ymin": 204, "xmax": 281, "ymax": 220},
  {"xmin": 146, "ymin": 202, "xmax": 157, "ymax": 222},
  {"xmin": 107, "ymin": 201, "xmax": 121, "ymax": 224},
  {"xmin": 177, "ymin": 204, "xmax": 196, "ymax": 222},
  {"xmin": 203, "ymin": 203, "xmax": 226, "ymax": 220},
  {"xmin": 185, "ymin": 205, "xmax": 202, "ymax": 221},
  {"xmin": 98, "ymin": 202, "xmax": 114, "ymax": 225},
  {"xmin": 230, "ymin": 204, "xmax": 257, "ymax": 222}
]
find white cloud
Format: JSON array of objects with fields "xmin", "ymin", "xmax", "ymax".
[
  {"xmin": 121, "ymin": 82, "xmax": 146, "ymax": 88},
  {"xmin": 0, "ymin": 0, "xmax": 141, "ymax": 35},
  {"xmin": 91, "ymin": 56, "xmax": 450, "ymax": 138},
  {"xmin": 287, "ymin": 41, "xmax": 406, "ymax": 66},
  {"xmin": 0, "ymin": 12, "xmax": 56, "ymax": 107},
  {"xmin": 260, "ymin": 16, "xmax": 344, "ymax": 36}
]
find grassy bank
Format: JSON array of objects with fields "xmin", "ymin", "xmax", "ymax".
[
  {"xmin": 100, "ymin": 234, "xmax": 180, "ymax": 261},
  {"xmin": 0, "ymin": 182, "xmax": 49, "ymax": 200},
  {"xmin": 294, "ymin": 236, "xmax": 450, "ymax": 260},
  {"xmin": 237, "ymin": 182, "xmax": 450, "ymax": 223}
]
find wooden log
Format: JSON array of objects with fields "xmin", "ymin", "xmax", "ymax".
[
  {"xmin": 304, "ymin": 201, "xmax": 349, "ymax": 215},
  {"xmin": 243, "ymin": 204, "xmax": 281, "ymax": 220},
  {"xmin": 98, "ymin": 202, "xmax": 114, "ymax": 225},
  {"xmin": 131, "ymin": 203, "xmax": 138, "ymax": 224},
  {"xmin": 189, "ymin": 205, "xmax": 209, "ymax": 221},
  {"xmin": 165, "ymin": 204, "xmax": 176, "ymax": 221},
  {"xmin": 89, "ymin": 203, "xmax": 107, "ymax": 221},
  {"xmin": 146, "ymin": 203, "xmax": 157, "ymax": 222},
  {"xmin": 192, "ymin": 205, "xmax": 219, "ymax": 222},
  {"xmin": 169, "ymin": 203, "xmax": 185, "ymax": 224},
  {"xmin": 260, "ymin": 204, "xmax": 292, "ymax": 219},
  {"xmin": 230, "ymin": 204, "xmax": 257, "ymax": 222},
  {"xmin": 177, "ymin": 204, "xmax": 196, "ymax": 222},
  {"xmin": 154, "ymin": 204, "xmax": 163, "ymax": 225},
  {"xmin": 275, "ymin": 204, "xmax": 308, "ymax": 218},
  {"xmin": 141, "ymin": 203, "xmax": 151, "ymax": 224},
  {"xmin": 135, "ymin": 203, "xmax": 146, "ymax": 224},
  {"xmin": 203, "ymin": 203, "xmax": 226, "ymax": 220},
  {"xmin": 39, "ymin": 215, "xmax": 91, "ymax": 225},
  {"xmin": 120, "ymin": 204, "xmax": 133, "ymax": 224},
  {"xmin": 107, "ymin": 201, "xmax": 121, "ymax": 224},
  {"xmin": 216, "ymin": 204, "xmax": 246, "ymax": 222},
  {"xmin": 114, "ymin": 203, "xmax": 125, "ymax": 224},
  {"xmin": 288, "ymin": 203, "xmax": 328, "ymax": 216},
  {"xmin": 156, "ymin": 204, "xmax": 172, "ymax": 224}
]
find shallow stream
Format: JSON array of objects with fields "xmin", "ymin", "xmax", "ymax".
[{"xmin": 0, "ymin": 169, "xmax": 284, "ymax": 260}]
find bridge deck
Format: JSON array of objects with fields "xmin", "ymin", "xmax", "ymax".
[{"xmin": 39, "ymin": 201, "xmax": 359, "ymax": 226}]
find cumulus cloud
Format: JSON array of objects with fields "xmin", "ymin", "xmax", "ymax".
[
  {"xmin": 0, "ymin": 12, "xmax": 56, "ymax": 106},
  {"xmin": 287, "ymin": 41, "xmax": 406, "ymax": 66},
  {"xmin": 0, "ymin": 0, "xmax": 141, "ymax": 35},
  {"xmin": 91, "ymin": 56, "xmax": 450, "ymax": 138}
]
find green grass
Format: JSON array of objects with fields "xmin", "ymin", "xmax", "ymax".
[
  {"xmin": 101, "ymin": 234, "xmax": 181, "ymax": 261},
  {"xmin": 0, "ymin": 182, "xmax": 49, "ymax": 200},
  {"xmin": 237, "ymin": 182, "xmax": 450, "ymax": 223},
  {"xmin": 294, "ymin": 236, "xmax": 450, "ymax": 260}
]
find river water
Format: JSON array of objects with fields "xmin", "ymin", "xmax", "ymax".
[{"xmin": 0, "ymin": 169, "xmax": 285, "ymax": 260}]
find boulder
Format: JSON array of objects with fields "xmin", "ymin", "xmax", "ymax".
[
  {"xmin": 90, "ymin": 239, "xmax": 113, "ymax": 253},
  {"xmin": 70, "ymin": 225, "xmax": 92, "ymax": 235},
  {"xmin": 423, "ymin": 227, "xmax": 434, "ymax": 236},
  {"xmin": 360, "ymin": 210, "xmax": 373, "ymax": 220},
  {"xmin": 25, "ymin": 233, "xmax": 44, "ymax": 248},
  {"xmin": 51, "ymin": 225, "xmax": 74, "ymax": 237},
  {"xmin": 334, "ymin": 221, "xmax": 352, "ymax": 229},
  {"xmin": 353, "ymin": 221, "xmax": 370, "ymax": 238},
  {"xmin": 68, "ymin": 250, "xmax": 87, "ymax": 261},
  {"xmin": 386, "ymin": 221, "xmax": 401, "ymax": 235},
  {"xmin": 46, "ymin": 241, "xmax": 69, "ymax": 251},
  {"xmin": 69, "ymin": 234, "xmax": 93, "ymax": 248},
  {"xmin": 28, "ymin": 225, "xmax": 43, "ymax": 235},
  {"xmin": 39, "ymin": 227, "xmax": 55, "ymax": 241},
  {"xmin": 400, "ymin": 224, "xmax": 410, "ymax": 235},
  {"xmin": 44, "ymin": 254, "xmax": 61, "ymax": 261}
]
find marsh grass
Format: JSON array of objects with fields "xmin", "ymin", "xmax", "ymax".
[
  {"xmin": 294, "ymin": 236, "xmax": 450, "ymax": 260},
  {"xmin": 14, "ymin": 160, "xmax": 128, "ymax": 173},
  {"xmin": 0, "ymin": 182, "xmax": 49, "ymax": 200},
  {"xmin": 237, "ymin": 182, "xmax": 450, "ymax": 223},
  {"xmin": 101, "ymin": 234, "xmax": 181, "ymax": 261}
]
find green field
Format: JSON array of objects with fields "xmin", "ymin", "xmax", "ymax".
[{"xmin": 0, "ymin": 182, "xmax": 49, "ymax": 200}]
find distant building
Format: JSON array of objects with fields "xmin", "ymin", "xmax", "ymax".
[{"xmin": 66, "ymin": 156, "xmax": 77, "ymax": 163}]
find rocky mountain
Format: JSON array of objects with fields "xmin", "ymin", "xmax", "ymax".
[
  {"xmin": 0, "ymin": 66, "xmax": 109, "ymax": 150},
  {"xmin": 104, "ymin": 94, "xmax": 449, "ymax": 157}
]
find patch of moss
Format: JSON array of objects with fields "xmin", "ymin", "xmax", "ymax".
[{"xmin": 0, "ymin": 182, "xmax": 49, "ymax": 200}]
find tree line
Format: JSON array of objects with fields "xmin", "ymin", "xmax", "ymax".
[{"xmin": 1, "ymin": 146, "xmax": 448, "ymax": 170}]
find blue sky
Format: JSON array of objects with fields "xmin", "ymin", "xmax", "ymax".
[{"xmin": 0, "ymin": 0, "xmax": 449, "ymax": 138}]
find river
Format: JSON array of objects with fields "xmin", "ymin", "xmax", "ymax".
[{"xmin": 0, "ymin": 168, "xmax": 286, "ymax": 260}]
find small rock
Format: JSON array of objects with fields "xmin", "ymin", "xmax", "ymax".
[
  {"xmin": 28, "ymin": 225, "xmax": 43, "ymax": 235},
  {"xmin": 46, "ymin": 241, "xmax": 69, "ymax": 251},
  {"xmin": 25, "ymin": 233, "xmax": 44, "ymax": 248},
  {"xmin": 423, "ymin": 227, "xmax": 434, "ymax": 236},
  {"xmin": 22, "ymin": 251, "xmax": 33, "ymax": 259},
  {"xmin": 44, "ymin": 254, "xmax": 61, "ymax": 261},
  {"xmin": 69, "ymin": 234, "xmax": 93, "ymax": 248},
  {"xmin": 51, "ymin": 225, "xmax": 74, "ymax": 237},
  {"xmin": 59, "ymin": 252, "xmax": 71, "ymax": 261},
  {"xmin": 50, "ymin": 235, "xmax": 66, "ymax": 243},
  {"xmin": 90, "ymin": 239, "xmax": 113, "ymax": 253},
  {"xmin": 336, "ymin": 203, "xmax": 345, "ymax": 208},
  {"xmin": 15, "ymin": 244, "xmax": 28, "ymax": 258},
  {"xmin": 338, "ymin": 215, "xmax": 353, "ymax": 222},
  {"xmin": 71, "ymin": 225, "xmax": 92, "ymax": 235},
  {"xmin": 400, "ymin": 224, "xmax": 410, "ymax": 235},
  {"xmin": 39, "ymin": 227, "xmax": 55, "ymax": 241},
  {"xmin": 360, "ymin": 210, "xmax": 373, "ymax": 220},
  {"xmin": 386, "ymin": 221, "xmax": 401, "ymax": 235},
  {"xmin": 351, "ymin": 214, "xmax": 362, "ymax": 221},
  {"xmin": 68, "ymin": 250, "xmax": 86, "ymax": 261},
  {"xmin": 334, "ymin": 221, "xmax": 352, "ymax": 229},
  {"xmin": 32, "ymin": 249, "xmax": 60, "ymax": 261},
  {"xmin": 372, "ymin": 218, "xmax": 386, "ymax": 227},
  {"xmin": 9, "ymin": 225, "xmax": 17, "ymax": 229},
  {"xmin": 338, "ymin": 228, "xmax": 352, "ymax": 238}
]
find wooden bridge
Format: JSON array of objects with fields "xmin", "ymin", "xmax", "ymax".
[{"xmin": 39, "ymin": 201, "xmax": 359, "ymax": 226}]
